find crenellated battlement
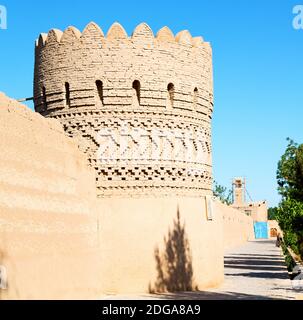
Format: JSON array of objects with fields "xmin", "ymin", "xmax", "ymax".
[
  {"xmin": 34, "ymin": 21, "xmax": 214, "ymax": 198},
  {"xmin": 34, "ymin": 22, "xmax": 213, "ymax": 117},
  {"xmin": 35, "ymin": 22, "xmax": 211, "ymax": 50}
]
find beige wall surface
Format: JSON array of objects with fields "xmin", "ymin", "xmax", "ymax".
[
  {"xmin": 232, "ymin": 202, "xmax": 268, "ymax": 223},
  {"xmin": 97, "ymin": 197, "xmax": 256, "ymax": 295},
  {"xmin": 215, "ymin": 201, "xmax": 255, "ymax": 251},
  {"xmin": 0, "ymin": 93, "xmax": 102, "ymax": 300},
  {"xmin": 0, "ymin": 92, "xmax": 255, "ymax": 299},
  {"xmin": 97, "ymin": 196, "xmax": 224, "ymax": 294}
]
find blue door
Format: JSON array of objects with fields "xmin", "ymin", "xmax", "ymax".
[{"xmin": 254, "ymin": 222, "xmax": 268, "ymax": 239}]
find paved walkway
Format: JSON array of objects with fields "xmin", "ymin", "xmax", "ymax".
[
  {"xmin": 202, "ymin": 240, "xmax": 296, "ymax": 300},
  {"xmin": 103, "ymin": 240, "xmax": 300, "ymax": 300}
]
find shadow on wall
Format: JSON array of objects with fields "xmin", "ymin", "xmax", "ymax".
[{"xmin": 149, "ymin": 208, "xmax": 198, "ymax": 293}]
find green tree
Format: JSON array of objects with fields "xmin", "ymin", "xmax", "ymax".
[
  {"xmin": 276, "ymin": 139, "xmax": 303, "ymax": 258},
  {"xmin": 277, "ymin": 138, "xmax": 303, "ymax": 201},
  {"xmin": 213, "ymin": 181, "xmax": 233, "ymax": 205},
  {"xmin": 276, "ymin": 198, "xmax": 303, "ymax": 256},
  {"xmin": 268, "ymin": 207, "xmax": 278, "ymax": 220}
]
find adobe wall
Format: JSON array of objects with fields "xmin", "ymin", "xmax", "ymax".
[
  {"xmin": 96, "ymin": 198, "xmax": 255, "ymax": 295},
  {"xmin": 232, "ymin": 201, "xmax": 268, "ymax": 223},
  {"xmin": 97, "ymin": 196, "xmax": 224, "ymax": 295},
  {"xmin": 214, "ymin": 201, "xmax": 255, "ymax": 251},
  {"xmin": 0, "ymin": 93, "xmax": 102, "ymax": 299},
  {"xmin": 0, "ymin": 93, "xmax": 225, "ymax": 298},
  {"xmin": 0, "ymin": 93, "xmax": 255, "ymax": 298}
]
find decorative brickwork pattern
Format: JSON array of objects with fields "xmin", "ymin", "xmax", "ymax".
[{"xmin": 34, "ymin": 22, "xmax": 214, "ymax": 197}]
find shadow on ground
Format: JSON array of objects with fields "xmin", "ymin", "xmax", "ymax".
[
  {"xmin": 224, "ymin": 247, "xmax": 290, "ymax": 280},
  {"xmin": 149, "ymin": 241, "xmax": 290, "ymax": 300},
  {"xmin": 150, "ymin": 291, "xmax": 277, "ymax": 300}
]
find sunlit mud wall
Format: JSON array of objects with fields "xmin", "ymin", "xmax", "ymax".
[
  {"xmin": 215, "ymin": 201, "xmax": 255, "ymax": 251},
  {"xmin": 34, "ymin": 22, "xmax": 214, "ymax": 199},
  {"xmin": 0, "ymin": 93, "xmax": 253, "ymax": 298},
  {"xmin": 0, "ymin": 93, "xmax": 102, "ymax": 300},
  {"xmin": 98, "ymin": 197, "xmax": 224, "ymax": 294},
  {"xmin": 0, "ymin": 94, "xmax": 224, "ymax": 298}
]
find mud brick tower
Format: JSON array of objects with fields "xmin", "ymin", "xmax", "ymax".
[{"xmin": 34, "ymin": 22, "xmax": 214, "ymax": 197}]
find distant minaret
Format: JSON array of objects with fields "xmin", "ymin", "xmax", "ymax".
[{"xmin": 233, "ymin": 178, "xmax": 245, "ymax": 206}]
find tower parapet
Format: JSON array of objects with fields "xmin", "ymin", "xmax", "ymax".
[{"xmin": 34, "ymin": 22, "xmax": 214, "ymax": 197}]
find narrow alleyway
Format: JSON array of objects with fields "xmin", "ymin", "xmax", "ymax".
[{"xmin": 199, "ymin": 240, "xmax": 297, "ymax": 300}]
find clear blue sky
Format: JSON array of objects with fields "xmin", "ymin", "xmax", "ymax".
[{"xmin": 0, "ymin": 0, "xmax": 302, "ymax": 207}]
